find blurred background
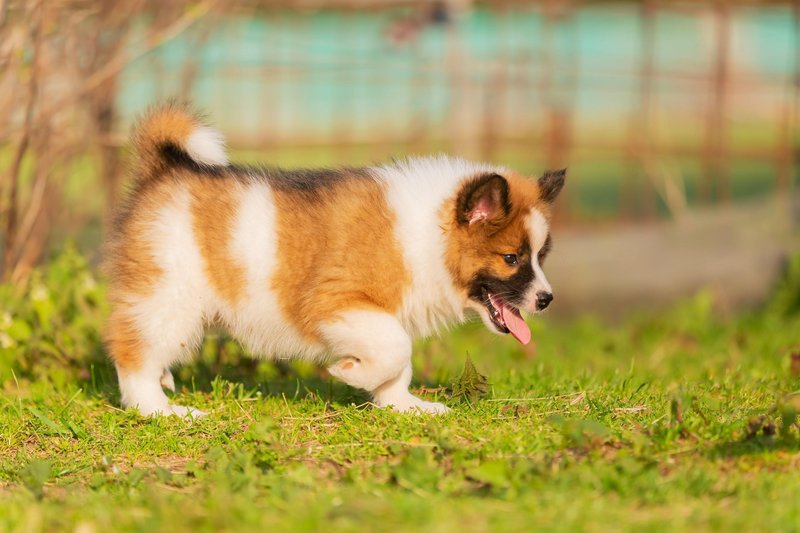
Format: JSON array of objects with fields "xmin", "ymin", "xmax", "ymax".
[{"xmin": 1, "ymin": 0, "xmax": 797, "ymax": 318}]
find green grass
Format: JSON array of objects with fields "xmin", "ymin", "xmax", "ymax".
[{"xmin": 1, "ymin": 248, "xmax": 800, "ymax": 532}]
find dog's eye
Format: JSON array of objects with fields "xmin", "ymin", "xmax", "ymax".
[{"xmin": 502, "ymin": 254, "xmax": 518, "ymax": 266}]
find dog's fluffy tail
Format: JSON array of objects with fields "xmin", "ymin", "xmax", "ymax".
[{"xmin": 130, "ymin": 102, "xmax": 228, "ymax": 183}]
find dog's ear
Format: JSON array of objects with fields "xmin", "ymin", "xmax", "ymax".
[
  {"xmin": 457, "ymin": 173, "xmax": 510, "ymax": 227},
  {"xmin": 538, "ymin": 168, "xmax": 566, "ymax": 203}
]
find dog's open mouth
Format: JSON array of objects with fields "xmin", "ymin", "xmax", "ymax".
[{"xmin": 482, "ymin": 288, "xmax": 531, "ymax": 345}]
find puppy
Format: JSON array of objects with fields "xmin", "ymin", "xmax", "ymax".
[{"xmin": 104, "ymin": 103, "xmax": 565, "ymax": 416}]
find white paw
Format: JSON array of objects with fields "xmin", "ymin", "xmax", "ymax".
[
  {"xmin": 328, "ymin": 356, "xmax": 370, "ymax": 389},
  {"xmin": 167, "ymin": 405, "xmax": 206, "ymax": 418},
  {"xmin": 375, "ymin": 393, "xmax": 451, "ymax": 415},
  {"xmin": 133, "ymin": 403, "xmax": 206, "ymax": 418},
  {"xmin": 160, "ymin": 368, "xmax": 176, "ymax": 392},
  {"xmin": 401, "ymin": 400, "xmax": 451, "ymax": 415}
]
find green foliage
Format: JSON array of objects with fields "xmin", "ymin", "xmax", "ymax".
[
  {"xmin": 448, "ymin": 354, "xmax": 489, "ymax": 402},
  {"xmin": 19, "ymin": 460, "xmax": 51, "ymax": 500},
  {"xmin": 770, "ymin": 252, "xmax": 800, "ymax": 316},
  {"xmin": 0, "ymin": 245, "xmax": 107, "ymax": 384},
  {"xmin": 1, "ymin": 248, "xmax": 800, "ymax": 531},
  {"xmin": 776, "ymin": 393, "xmax": 800, "ymax": 434},
  {"xmin": 548, "ymin": 415, "xmax": 611, "ymax": 450}
]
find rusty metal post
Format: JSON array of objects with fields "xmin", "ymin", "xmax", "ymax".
[
  {"xmin": 629, "ymin": 0, "xmax": 657, "ymax": 219},
  {"xmin": 791, "ymin": 0, "xmax": 800, "ymax": 228},
  {"xmin": 481, "ymin": 4, "xmax": 511, "ymax": 163},
  {"xmin": 704, "ymin": 0, "xmax": 731, "ymax": 205},
  {"xmin": 446, "ymin": 4, "xmax": 478, "ymax": 158},
  {"xmin": 542, "ymin": 0, "xmax": 575, "ymax": 225}
]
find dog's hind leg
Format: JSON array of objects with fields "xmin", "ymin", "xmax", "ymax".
[
  {"xmin": 106, "ymin": 304, "xmax": 205, "ymax": 417},
  {"xmin": 321, "ymin": 309, "xmax": 449, "ymax": 414},
  {"xmin": 160, "ymin": 368, "xmax": 176, "ymax": 392}
]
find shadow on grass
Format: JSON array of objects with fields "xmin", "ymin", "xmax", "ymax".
[
  {"xmin": 181, "ymin": 357, "xmax": 372, "ymax": 407},
  {"xmin": 31, "ymin": 328, "xmax": 449, "ymax": 410},
  {"xmin": 707, "ymin": 435, "xmax": 800, "ymax": 459},
  {"xmin": 79, "ymin": 353, "xmax": 372, "ymax": 409},
  {"xmin": 74, "ymin": 334, "xmax": 386, "ymax": 409}
]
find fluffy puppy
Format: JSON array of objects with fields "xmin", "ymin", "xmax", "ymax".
[{"xmin": 104, "ymin": 103, "xmax": 565, "ymax": 416}]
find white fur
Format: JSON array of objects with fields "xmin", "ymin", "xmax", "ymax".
[
  {"xmin": 320, "ymin": 309, "xmax": 411, "ymax": 391},
  {"xmin": 225, "ymin": 180, "xmax": 326, "ymax": 361},
  {"xmin": 160, "ymin": 368, "xmax": 175, "ymax": 392},
  {"xmin": 377, "ymin": 155, "xmax": 505, "ymax": 337},
  {"xmin": 522, "ymin": 208, "xmax": 553, "ymax": 311},
  {"xmin": 185, "ymin": 126, "xmax": 229, "ymax": 166}
]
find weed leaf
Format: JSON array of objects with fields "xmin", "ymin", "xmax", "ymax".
[
  {"xmin": 450, "ymin": 354, "xmax": 489, "ymax": 403},
  {"xmin": 28, "ymin": 406, "xmax": 71, "ymax": 436}
]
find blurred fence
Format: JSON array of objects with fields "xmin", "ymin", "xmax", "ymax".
[
  {"xmin": 119, "ymin": 1, "xmax": 799, "ymax": 220},
  {"xmin": 0, "ymin": 0, "xmax": 798, "ymax": 282}
]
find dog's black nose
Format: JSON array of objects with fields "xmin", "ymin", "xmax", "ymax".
[{"xmin": 536, "ymin": 291, "xmax": 553, "ymax": 310}]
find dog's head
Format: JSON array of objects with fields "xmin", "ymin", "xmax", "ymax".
[{"xmin": 444, "ymin": 169, "xmax": 565, "ymax": 344}]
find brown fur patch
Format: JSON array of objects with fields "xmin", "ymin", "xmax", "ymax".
[
  {"xmin": 189, "ymin": 176, "xmax": 246, "ymax": 306},
  {"xmin": 135, "ymin": 107, "xmax": 194, "ymax": 149},
  {"xmin": 104, "ymin": 182, "xmax": 175, "ymax": 297},
  {"xmin": 105, "ymin": 308, "xmax": 145, "ymax": 374},
  {"xmin": 442, "ymin": 171, "xmax": 547, "ymax": 293},
  {"xmin": 271, "ymin": 175, "xmax": 409, "ymax": 339}
]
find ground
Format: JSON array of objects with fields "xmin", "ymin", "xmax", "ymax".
[{"xmin": 1, "ymin": 249, "xmax": 799, "ymax": 532}]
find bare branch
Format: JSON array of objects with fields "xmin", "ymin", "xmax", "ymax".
[{"xmin": 1, "ymin": 0, "xmax": 42, "ymax": 280}]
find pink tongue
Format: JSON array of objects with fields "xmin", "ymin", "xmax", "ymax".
[{"xmin": 497, "ymin": 300, "xmax": 531, "ymax": 345}]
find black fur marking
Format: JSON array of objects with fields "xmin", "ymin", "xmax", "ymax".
[
  {"xmin": 160, "ymin": 140, "xmax": 376, "ymax": 195},
  {"xmin": 538, "ymin": 234, "xmax": 552, "ymax": 264},
  {"xmin": 236, "ymin": 165, "xmax": 376, "ymax": 196},
  {"xmin": 538, "ymin": 168, "xmax": 566, "ymax": 203},
  {"xmin": 456, "ymin": 173, "xmax": 510, "ymax": 225},
  {"xmin": 160, "ymin": 143, "xmax": 226, "ymax": 175},
  {"xmin": 467, "ymin": 239, "xmax": 534, "ymax": 309}
]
